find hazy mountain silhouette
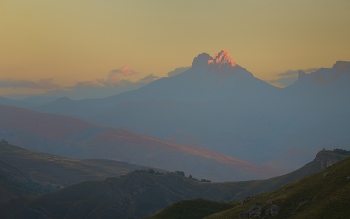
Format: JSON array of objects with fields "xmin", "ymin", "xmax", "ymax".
[
  {"xmin": 0, "ymin": 104, "xmax": 281, "ymax": 182},
  {"xmin": 0, "ymin": 141, "xmax": 163, "ymax": 202},
  {"xmin": 2, "ymin": 52, "xmax": 349, "ymax": 170}
]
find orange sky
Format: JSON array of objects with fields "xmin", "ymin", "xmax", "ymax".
[{"xmin": 1, "ymin": 0, "xmax": 350, "ymax": 96}]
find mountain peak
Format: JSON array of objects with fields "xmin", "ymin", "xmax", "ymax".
[
  {"xmin": 192, "ymin": 53, "xmax": 212, "ymax": 69},
  {"xmin": 297, "ymin": 70, "xmax": 307, "ymax": 81},
  {"xmin": 192, "ymin": 50, "xmax": 237, "ymax": 70},
  {"xmin": 332, "ymin": 61, "xmax": 350, "ymax": 73},
  {"xmin": 208, "ymin": 50, "xmax": 236, "ymax": 67}
]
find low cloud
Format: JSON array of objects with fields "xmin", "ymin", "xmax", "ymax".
[
  {"xmin": 96, "ymin": 66, "xmax": 138, "ymax": 87},
  {"xmin": 167, "ymin": 67, "xmax": 190, "ymax": 77},
  {"xmin": 109, "ymin": 66, "xmax": 137, "ymax": 77},
  {"xmin": 0, "ymin": 66, "xmax": 160, "ymax": 100},
  {"xmin": 55, "ymin": 70, "xmax": 160, "ymax": 99},
  {"xmin": 0, "ymin": 78, "xmax": 59, "ymax": 90},
  {"xmin": 73, "ymin": 68, "xmax": 159, "ymax": 89},
  {"xmin": 269, "ymin": 68, "xmax": 319, "ymax": 87}
]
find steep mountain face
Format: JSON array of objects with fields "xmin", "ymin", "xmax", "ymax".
[
  {"xmin": 0, "ymin": 149, "xmax": 348, "ymax": 219},
  {"xmin": 0, "ymin": 105, "xmax": 280, "ymax": 182},
  {"xmin": 105, "ymin": 50, "xmax": 276, "ymax": 103}
]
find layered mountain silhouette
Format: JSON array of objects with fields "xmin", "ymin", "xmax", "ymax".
[
  {"xmin": 0, "ymin": 104, "xmax": 280, "ymax": 182},
  {"xmin": 149, "ymin": 152, "xmax": 350, "ymax": 219},
  {"xmin": 0, "ymin": 148, "xmax": 348, "ymax": 219},
  {"xmin": 0, "ymin": 141, "xmax": 163, "ymax": 202},
  {"xmin": 1, "ymin": 51, "xmax": 349, "ymax": 170}
]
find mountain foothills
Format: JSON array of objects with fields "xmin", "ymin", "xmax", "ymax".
[
  {"xmin": 204, "ymin": 154, "xmax": 350, "ymax": 219},
  {"xmin": 0, "ymin": 148, "xmax": 348, "ymax": 219},
  {"xmin": 1, "ymin": 50, "xmax": 348, "ymax": 170},
  {"xmin": 0, "ymin": 50, "xmax": 349, "ymax": 218},
  {"xmin": 0, "ymin": 105, "xmax": 279, "ymax": 182},
  {"xmin": 148, "ymin": 154, "xmax": 350, "ymax": 219},
  {"xmin": 0, "ymin": 141, "xmax": 164, "ymax": 202}
]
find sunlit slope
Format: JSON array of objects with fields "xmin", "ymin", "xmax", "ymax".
[{"xmin": 205, "ymin": 156, "xmax": 350, "ymax": 219}]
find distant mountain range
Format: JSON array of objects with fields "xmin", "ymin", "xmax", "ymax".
[
  {"xmin": 0, "ymin": 105, "xmax": 280, "ymax": 182},
  {"xmin": 1, "ymin": 51, "xmax": 349, "ymax": 170},
  {"xmin": 0, "ymin": 147, "xmax": 348, "ymax": 219}
]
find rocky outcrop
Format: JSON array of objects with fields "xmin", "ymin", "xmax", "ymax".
[
  {"xmin": 249, "ymin": 204, "xmax": 262, "ymax": 218},
  {"xmin": 238, "ymin": 204, "xmax": 263, "ymax": 218},
  {"xmin": 270, "ymin": 205, "xmax": 280, "ymax": 216},
  {"xmin": 241, "ymin": 196, "xmax": 253, "ymax": 204},
  {"xmin": 315, "ymin": 150, "xmax": 349, "ymax": 169}
]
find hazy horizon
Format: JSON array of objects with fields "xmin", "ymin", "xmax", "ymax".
[{"xmin": 1, "ymin": 1, "xmax": 350, "ymax": 98}]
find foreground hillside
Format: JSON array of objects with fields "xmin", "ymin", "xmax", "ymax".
[
  {"xmin": 204, "ymin": 155, "xmax": 350, "ymax": 219},
  {"xmin": 0, "ymin": 171, "xmax": 240, "ymax": 219},
  {"xmin": 0, "ymin": 149, "xmax": 347, "ymax": 219},
  {"xmin": 148, "ymin": 198, "xmax": 237, "ymax": 219},
  {"xmin": 0, "ymin": 142, "xmax": 162, "ymax": 202}
]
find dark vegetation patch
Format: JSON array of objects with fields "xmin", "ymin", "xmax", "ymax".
[{"xmin": 147, "ymin": 198, "xmax": 237, "ymax": 219}]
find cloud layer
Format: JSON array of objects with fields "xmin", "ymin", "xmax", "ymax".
[
  {"xmin": 1, "ymin": 66, "xmax": 160, "ymax": 99},
  {"xmin": 0, "ymin": 78, "xmax": 59, "ymax": 90}
]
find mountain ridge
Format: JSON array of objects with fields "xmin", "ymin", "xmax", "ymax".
[
  {"xmin": 0, "ymin": 149, "xmax": 348, "ymax": 219},
  {"xmin": 0, "ymin": 104, "xmax": 280, "ymax": 182}
]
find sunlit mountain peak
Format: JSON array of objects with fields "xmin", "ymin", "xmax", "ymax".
[
  {"xmin": 192, "ymin": 50, "xmax": 237, "ymax": 70},
  {"xmin": 208, "ymin": 50, "xmax": 236, "ymax": 67}
]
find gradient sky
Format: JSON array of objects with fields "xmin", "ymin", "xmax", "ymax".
[{"xmin": 1, "ymin": 0, "xmax": 350, "ymax": 96}]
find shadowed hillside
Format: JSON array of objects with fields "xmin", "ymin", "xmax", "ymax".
[
  {"xmin": 0, "ymin": 142, "xmax": 163, "ymax": 202},
  {"xmin": 204, "ymin": 156, "xmax": 350, "ymax": 219},
  {"xmin": 0, "ymin": 104, "xmax": 281, "ymax": 182},
  {"xmin": 0, "ymin": 149, "xmax": 347, "ymax": 219},
  {"xmin": 148, "ymin": 198, "xmax": 236, "ymax": 219}
]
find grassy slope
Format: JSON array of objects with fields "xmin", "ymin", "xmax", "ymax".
[
  {"xmin": 147, "ymin": 198, "xmax": 237, "ymax": 219},
  {"xmin": 0, "ymin": 146, "xmax": 348, "ymax": 218},
  {"xmin": 0, "ymin": 172, "xmax": 239, "ymax": 219},
  {"xmin": 205, "ymin": 156, "xmax": 350, "ymax": 219},
  {"xmin": 0, "ymin": 142, "xmax": 162, "ymax": 201}
]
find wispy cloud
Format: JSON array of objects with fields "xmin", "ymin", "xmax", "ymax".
[
  {"xmin": 0, "ymin": 78, "xmax": 59, "ymax": 90},
  {"xmin": 47, "ymin": 73, "xmax": 160, "ymax": 99},
  {"xmin": 96, "ymin": 66, "xmax": 138, "ymax": 87},
  {"xmin": 0, "ymin": 66, "xmax": 160, "ymax": 99}
]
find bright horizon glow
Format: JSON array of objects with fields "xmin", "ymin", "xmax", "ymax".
[{"xmin": 1, "ymin": 0, "xmax": 350, "ymax": 96}]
